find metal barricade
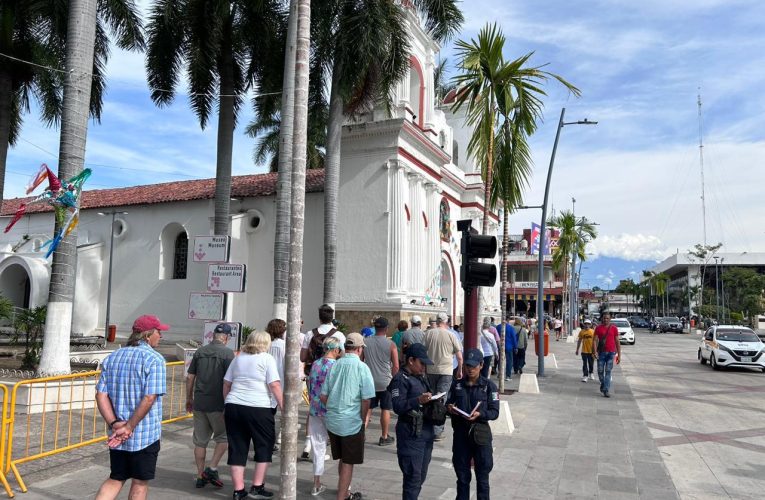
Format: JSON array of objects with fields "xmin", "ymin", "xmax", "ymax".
[
  {"xmin": 3, "ymin": 361, "xmax": 191, "ymax": 496},
  {"xmin": 0, "ymin": 384, "xmax": 13, "ymax": 498}
]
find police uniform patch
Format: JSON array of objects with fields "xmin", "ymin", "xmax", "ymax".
[
  {"xmin": 391, "ymin": 388, "xmax": 399, "ymax": 398},
  {"xmin": 491, "ymin": 391, "xmax": 499, "ymax": 401}
]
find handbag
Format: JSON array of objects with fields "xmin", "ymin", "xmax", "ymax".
[{"xmin": 469, "ymin": 422, "xmax": 492, "ymax": 446}]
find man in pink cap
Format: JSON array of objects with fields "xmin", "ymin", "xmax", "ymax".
[{"xmin": 95, "ymin": 315, "xmax": 168, "ymax": 500}]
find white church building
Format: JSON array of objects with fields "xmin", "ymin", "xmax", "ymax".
[{"xmin": 0, "ymin": 8, "xmax": 502, "ymax": 342}]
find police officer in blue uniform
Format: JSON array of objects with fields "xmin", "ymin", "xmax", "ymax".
[
  {"xmin": 446, "ymin": 348, "xmax": 500, "ymax": 500},
  {"xmin": 388, "ymin": 343, "xmax": 437, "ymax": 500}
]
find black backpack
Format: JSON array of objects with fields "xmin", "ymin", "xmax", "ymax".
[{"xmin": 304, "ymin": 327, "xmax": 337, "ymax": 376}]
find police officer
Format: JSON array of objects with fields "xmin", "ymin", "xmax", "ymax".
[
  {"xmin": 388, "ymin": 343, "xmax": 436, "ymax": 500},
  {"xmin": 446, "ymin": 348, "xmax": 500, "ymax": 500}
]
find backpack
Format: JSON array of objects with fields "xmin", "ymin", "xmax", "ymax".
[{"xmin": 304, "ymin": 327, "xmax": 337, "ymax": 376}]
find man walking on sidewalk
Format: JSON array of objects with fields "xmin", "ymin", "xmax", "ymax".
[
  {"xmin": 363, "ymin": 317, "xmax": 399, "ymax": 446},
  {"xmin": 575, "ymin": 319, "xmax": 596, "ymax": 383},
  {"xmin": 186, "ymin": 323, "xmax": 235, "ymax": 488},
  {"xmin": 593, "ymin": 314, "xmax": 621, "ymax": 397},
  {"xmin": 423, "ymin": 312, "xmax": 463, "ymax": 441}
]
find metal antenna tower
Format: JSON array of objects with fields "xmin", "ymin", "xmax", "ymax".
[{"xmin": 698, "ymin": 92, "xmax": 708, "ymax": 246}]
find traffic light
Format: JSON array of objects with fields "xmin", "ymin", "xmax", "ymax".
[{"xmin": 457, "ymin": 219, "xmax": 497, "ymax": 289}]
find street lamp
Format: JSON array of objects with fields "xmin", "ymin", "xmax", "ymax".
[
  {"xmin": 713, "ymin": 255, "xmax": 720, "ymax": 321},
  {"xmin": 569, "ymin": 219, "xmax": 598, "ymax": 335},
  {"xmin": 720, "ymin": 257, "xmax": 725, "ymax": 323},
  {"xmin": 535, "ymin": 108, "xmax": 597, "ymax": 377},
  {"xmin": 98, "ymin": 210, "xmax": 128, "ymax": 343}
]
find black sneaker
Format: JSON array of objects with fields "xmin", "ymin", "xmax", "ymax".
[
  {"xmin": 233, "ymin": 490, "xmax": 248, "ymax": 500},
  {"xmin": 345, "ymin": 492, "xmax": 363, "ymax": 500},
  {"xmin": 378, "ymin": 436, "xmax": 395, "ymax": 446},
  {"xmin": 196, "ymin": 476, "xmax": 208, "ymax": 488},
  {"xmin": 299, "ymin": 451, "xmax": 311, "ymax": 461},
  {"xmin": 249, "ymin": 484, "xmax": 274, "ymax": 499},
  {"xmin": 202, "ymin": 467, "xmax": 224, "ymax": 488}
]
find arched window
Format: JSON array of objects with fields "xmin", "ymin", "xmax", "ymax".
[
  {"xmin": 440, "ymin": 198, "xmax": 451, "ymax": 242},
  {"xmin": 173, "ymin": 233, "xmax": 188, "ymax": 279},
  {"xmin": 452, "ymin": 140, "xmax": 459, "ymax": 167}
]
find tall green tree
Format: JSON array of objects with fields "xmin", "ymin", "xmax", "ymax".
[
  {"xmin": 145, "ymin": 0, "xmax": 283, "ymax": 237},
  {"xmin": 315, "ymin": 0, "xmax": 463, "ymax": 307},
  {"xmin": 0, "ymin": 0, "xmax": 143, "ymax": 205},
  {"xmin": 687, "ymin": 242, "xmax": 723, "ymax": 316}
]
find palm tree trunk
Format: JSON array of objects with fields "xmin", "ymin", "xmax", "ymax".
[
  {"xmin": 323, "ymin": 63, "xmax": 343, "ymax": 308},
  {"xmin": 213, "ymin": 15, "xmax": 235, "ymax": 237},
  {"xmin": 272, "ymin": 0, "xmax": 299, "ymax": 320},
  {"xmin": 481, "ymin": 108, "xmax": 494, "ymax": 235},
  {"xmin": 498, "ymin": 207, "xmax": 509, "ymax": 392},
  {"xmin": 279, "ymin": 0, "xmax": 310, "ymax": 497},
  {"xmin": 0, "ymin": 67, "xmax": 11, "ymax": 204},
  {"xmin": 38, "ymin": 0, "xmax": 98, "ymax": 376}
]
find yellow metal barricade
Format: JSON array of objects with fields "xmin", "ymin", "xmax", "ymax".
[
  {"xmin": 3, "ymin": 361, "xmax": 191, "ymax": 496},
  {"xmin": 0, "ymin": 384, "xmax": 14, "ymax": 497}
]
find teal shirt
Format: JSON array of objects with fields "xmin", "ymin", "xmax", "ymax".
[{"xmin": 321, "ymin": 353, "xmax": 375, "ymax": 436}]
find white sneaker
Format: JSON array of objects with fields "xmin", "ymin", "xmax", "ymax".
[
  {"xmin": 589, "ymin": 373, "xmax": 596, "ymax": 380},
  {"xmin": 581, "ymin": 376, "xmax": 588, "ymax": 382}
]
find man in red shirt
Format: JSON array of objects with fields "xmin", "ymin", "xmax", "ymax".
[{"xmin": 593, "ymin": 314, "xmax": 621, "ymax": 398}]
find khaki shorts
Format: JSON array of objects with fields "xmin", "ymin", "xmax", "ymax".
[{"xmin": 192, "ymin": 410, "xmax": 227, "ymax": 448}]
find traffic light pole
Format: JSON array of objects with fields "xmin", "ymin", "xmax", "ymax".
[
  {"xmin": 463, "ymin": 286, "xmax": 479, "ymax": 350},
  {"xmin": 457, "ymin": 219, "xmax": 497, "ymax": 353}
]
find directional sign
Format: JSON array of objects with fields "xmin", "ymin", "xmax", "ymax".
[
  {"xmin": 193, "ymin": 236, "xmax": 231, "ymax": 263},
  {"xmin": 188, "ymin": 292, "xmax": 226, "ymax": 320},
  {"xmin": 208, "ymin": 263, "xmax": 246, "ymax": 292},
  {"xmin": 203, "ymin": 321, "xmax": 242, "ymax": 351}
]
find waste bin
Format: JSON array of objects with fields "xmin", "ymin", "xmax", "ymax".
[
  {"xmin": 534, "ymin": 329, "xmax": 549, "ymax": 356},
  {"xmin": 690, "ymin": 318, "xmax": 695, "ymax": 328},
  {"xmin": 107, "ymin": 324, "xmax": 117, "ymax": 343}
]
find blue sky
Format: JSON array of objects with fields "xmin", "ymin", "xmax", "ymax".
[{"xmin": 5, "ymin": 0, "xmax": 765, "ymax": 289}]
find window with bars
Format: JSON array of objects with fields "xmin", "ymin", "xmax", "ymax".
[{"xmin": 173, "ymin": 232, "xmax": 188, "ymax": 279}]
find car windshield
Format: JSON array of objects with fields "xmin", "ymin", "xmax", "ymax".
[
  {"xmin": 612, "ymin": 320, "xmax": 630, "ymax": 327},
  {"xmin": 665, "ymin": 317, "xmax": 680, "ymax": 322},
  {"xmin": 717, "ymin": 329, "xmax": 760, "ymax": 342}
]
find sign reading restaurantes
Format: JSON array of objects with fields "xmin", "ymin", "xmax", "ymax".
[
  {"xmin": 208, "ymin": 263, "xmax": 247, "ymax": 293},
  {"xmin": 193, "ymin": 235, "xmax": 231, "ymax": 263}
]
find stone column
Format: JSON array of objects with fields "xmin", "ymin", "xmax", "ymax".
[
  {"xmin": 425, "ymin": 183, "xmax": 441, "ymax": 300},
  {"xmin": 424, "ymin": 51, "xmax": 435, "ymax": 129},
  {"xmin": 387, "ymin": 160, "xmax": 409, "ymax": 298},
  {"xmin": 408, "ymin": 172, "xmax": 424, "ymax": 296}
]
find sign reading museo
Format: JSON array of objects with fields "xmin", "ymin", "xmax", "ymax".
[
  {"xmin": 193, "ymin": 235, "xmax": 231, "ymax": 263},
  {"xmin": 208, "ymin": 263, "xmax": 247, "ymax": 292}
]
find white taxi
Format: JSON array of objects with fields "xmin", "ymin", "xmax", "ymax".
[
  {"xmin": 611, "ymin": 318, "xmax": 635, "ymax": 345},
  {"xmin": 698, "ymin": 325, "xmax": 765, "ymax": 372}
]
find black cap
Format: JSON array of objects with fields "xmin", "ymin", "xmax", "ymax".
[
  {"xmin": 213, "ymin": 323, "xmax": 232, "ymax": 335},
  {"xmin": 406, "ymin": 343, "xmax": 433, "ymax": 365},
  {"xmin": 373, "ymin": 316, "xmax": 389, "ymax": 329},
  {"xmin": 464, "ymin": 348, "xmax": 484, "ymax": 367}
]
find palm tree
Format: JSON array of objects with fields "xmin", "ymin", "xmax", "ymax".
[
  {"xmin": 451, "ymin": 23, "xmax": 580, "ymax": 236},
  {"xmin": 654, "ymin": 272, "xmax": 670, "ymax": 316},
  {"xmin": 145, "ymin": 0, "xmax": 283, "ymax": 237},
  {"xmin": 0, "ymin": 0, "xmax": 144, "ymax": 205},
  {"xmin": 280, "ymin": 0, "xmax": 311, "ymax": 495},
  {"xmin": 315, "ymin": 0, "xmax": 463, "ymax": 307},
  {"xmin": 37, "ymin": 0, "xmax": 100, "ymax": 376}
]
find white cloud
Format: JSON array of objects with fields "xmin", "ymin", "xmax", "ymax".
[{"xmin": 590, "ymin": 234, "xmax": 668, "ymax": 261}]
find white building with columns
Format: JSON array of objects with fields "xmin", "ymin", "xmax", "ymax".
[{"xmin": 0, "ymin": 6, "xmax": 501, "ymax": 340}]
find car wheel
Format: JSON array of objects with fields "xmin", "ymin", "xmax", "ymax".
[
  {"xmin": 698, "ymin": 349, "xmax": 707, "ymax": 364},
  {"xmin": 630, "ymin": 340, "xmax": 636, "ymax": 345},
  {"xmin": 711, "ymin": 354, "xmax": 720, "ymax": 371}
]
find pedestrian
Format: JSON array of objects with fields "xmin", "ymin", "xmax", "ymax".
[
  {"xmin": 554, "ymin": 317, "xmax": 563, "ymax": 341},
  {"xmin": 363, "ymin": 317, "xmax": 399, "ymax": 446},
  {"xmin": 95, "ymin": 315, "xmax": 168, "ymax": 500},
  {"xmin": 479, "ymin": 318, "xmax": 498, "ymax": 379},
  {"xmin": 223, "ymin": 331, "xmax": 283, "ymax": 499},
  {"xmin": 513, "ymin": 318, "xmax": 528, "ymax": 375},
  {"xmin": 423, "ymin": 312, "xmax": 463, "ymax": 442},
  {"xmin": 300, "ymin": 304, "xmax": 345, "ymax": 460},
  {"xmin": 186, "ymin": 323, "xmax": 235, "ymax": 489},
  {"xmin": 446, "ymin": 349, "xmax": 500, "ymax": 500},
  {"xmin": 593, "ymin": 313, "xmax": 621, "ymax": 398},
  {"xmin": 307, "ymin": 336, "xmax": 344, "ymax": 496},
  {"xmin": 575, "ymin": 319, "xmax": 596, "ymax": 382},
  {"xmin": 502, "ymin": 318, "xmax": 518, "ymax": 380},
  {"xmin": 321, "ymin": 332, "xmax": 375, "ymax": 500},
  {"xmin": 388, "ymin": 343, "xmax": 439, "ymax": 500},
  {"xmin": 266, "ymin": 318, "xmax": 288, "ymax": 451},
  {"xmin": 402, "ymin": 315, "xmax": 425, "ymax": 354},
  {"xmin": 392, "ymin": 320, "xmax": 408, "ymax": 360},
  {"xmin": 427, "ymin": 316, "xmax": 437, "ymax": 330}
]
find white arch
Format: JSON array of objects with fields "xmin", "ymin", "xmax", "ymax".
[{"xmin": 0, "ymin": 255, "xmax": 50, "ymax": 308}]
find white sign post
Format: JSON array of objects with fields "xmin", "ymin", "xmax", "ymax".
[
  {"xmin": 208, "ymin": 264, "xmax": 247, "ymax": 293},
  {"xmin": 188, "ymin": 292, "xmax": 226, "ymax": 320},
  {"xmin": 193, "ymin": 236, "xmax": 231, "ymax": 263}
]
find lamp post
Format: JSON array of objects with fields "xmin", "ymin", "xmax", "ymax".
[
  {"xmin": 534, "ymin": 108, "xmax": 596, "ymax": 377},
  {"xmin": 713, "ymin": 255, "xmax": 720, "ymax": 321},
  {"xmin": 720, "ymin": 257, "xmax": 725, "ymax": 323},
  {"xmin": 98, "ymin": 210, "xmax": 128, "ymax": 343},
  {"xmin": 569, "ymin": 220, "xmax": 598, "ymax": 335}
]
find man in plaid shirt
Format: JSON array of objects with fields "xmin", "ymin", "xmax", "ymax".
[{"xmin": 95, "ymin": 315, "xmax": 168, "ymax": 500}]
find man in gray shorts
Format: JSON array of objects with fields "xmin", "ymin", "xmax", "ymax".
[
  {"xmin": 186, "ymin": 323, "xmax": 235, "ymax": 488},
  {"xmin": 363, "ymin": 317, "xmax": 399, "ymax": 446}
]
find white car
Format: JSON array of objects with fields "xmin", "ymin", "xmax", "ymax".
[
  {"xmin": 612, "ymin": 318, "xmax": 635, "ymax": 345},
  {"xmin": 698, "ymin": 326, "xmax": 765, "ymax": 372}
]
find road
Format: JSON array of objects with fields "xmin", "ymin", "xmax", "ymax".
[{"xmin": 622, "ymin": 328, "xmax": 765, "ymax": 500}]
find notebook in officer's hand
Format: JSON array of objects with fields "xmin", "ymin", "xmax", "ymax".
[
  {"xmin": 452, "ymin": 401, "xmax": 481, "ymax": 418},
  {"xmin": 431, "ymin": 392, "xmax": 447, "ymax": 400}
]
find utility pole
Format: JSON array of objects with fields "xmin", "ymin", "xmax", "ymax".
[{"xmin": 698, "ymin": 92, "xmax": 708, "ymax": 246}]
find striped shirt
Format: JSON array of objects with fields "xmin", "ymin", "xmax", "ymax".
[{"xmin": 96, "ymin": 342, "xmax": 166, "ymax": 451}]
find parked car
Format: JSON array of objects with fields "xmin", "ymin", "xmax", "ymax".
[
  {"xmin": 612, "ymin": 318, "xmax": 635, "ymax": 345},
  {"xmin": 698, "ymin": 325, "xmax": 765, "ymax": 372},
  {"xmin": 628, "ymin": 316, "xmax": 650, "ymax": 328},
  {"xmin": 659, "ymin": 316, "xmax": 683, "ymax": 333}
]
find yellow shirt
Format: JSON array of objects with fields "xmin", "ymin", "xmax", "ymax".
[{"xmin": 579, "ymin": 328, "xmax": 595, "ymax": 354}]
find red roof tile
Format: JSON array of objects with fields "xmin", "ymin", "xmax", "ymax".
[{"xmin": 1, "ymin": 169, "xmax": 325, "ymax": 216}]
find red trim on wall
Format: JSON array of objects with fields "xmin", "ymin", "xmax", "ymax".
[
  {"xmin": 404, "ymin": 204, "xmax": 411, "ymax": 221},
  {"xmin": 398, "ymin": 147, "xmax": 442, "ymax": 181},
  {"xmin": 409, "ymin": 55, "xmax": 425, "ymax": 129},
  {"xmin": 441, "ymin": 191, "xmax": 500, "ymax": 222},
  {"xmin": 401, "ymin": 121, "xmax": 451, "ymax": 163},
  {"xmin": 422, "ymin": 212, "xmax": 428, "ymax": 228}
]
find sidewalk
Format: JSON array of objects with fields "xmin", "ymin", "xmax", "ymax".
[{"xmin": 16, "ymin": 337, "xmax": 679, "ymax": 499}]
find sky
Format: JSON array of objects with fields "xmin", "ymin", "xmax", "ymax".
[{"xmin": 5, "ymin": 0, "xmax": 765, "ymax": 289}]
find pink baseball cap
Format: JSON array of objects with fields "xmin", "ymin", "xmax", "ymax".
[{"xmin": 132, "ymin": 315, "xmax": 170, "ymax": 334}]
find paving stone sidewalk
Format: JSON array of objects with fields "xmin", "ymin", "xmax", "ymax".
[{"xmin": 14, "ymin": 337, "xmax": 679, "ymax": 499}]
